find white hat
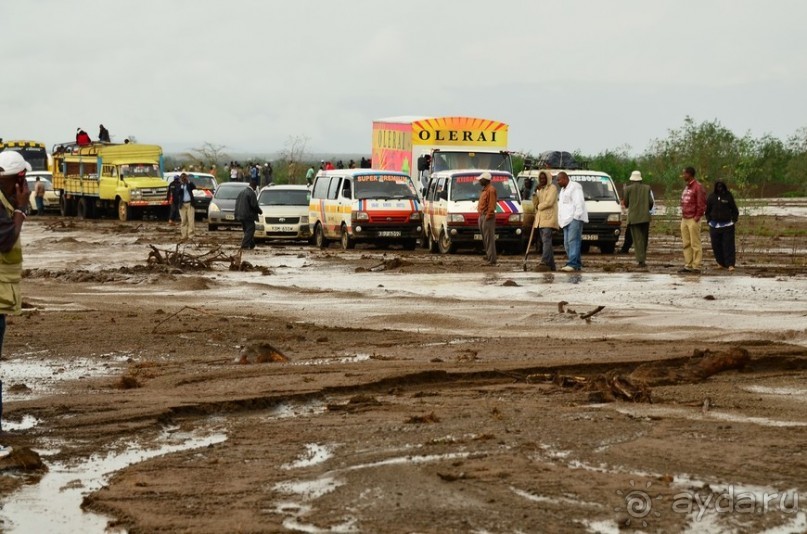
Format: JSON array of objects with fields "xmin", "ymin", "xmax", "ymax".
[
  {"xmin": 475, "ymin": 171, "xmax": 492, "ymax": 182},
  {"xmin": 0, "ymin": 151, "xmax": 33, "ymax": 176},
  {"xmin": 629, "ymin": 170, "xmax": 643, "ymax": 182}
]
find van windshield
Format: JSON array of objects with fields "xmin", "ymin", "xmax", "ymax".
[
  {"xmin": 432, "ymin": 151, "xmax": 512, "ymax": 174},
  {"xmin": 258, "ymin": 189, "xmax": 310, "ymax": 206},
  {"xmin": 120, "ymin": 164, "xmax": 161, "ymax": 178},
  {"xmin": 188, "ymin": 175, "xmax": 216, "ymax": 189},
  {"xmin": 451, "ymin": 174, "xmax": 519, "ymax": 202},
  {"xmin": 571, "ymin": 175, "xmax": 618, "ymax": 201},
  {"xmin": 354, "ymin": 174, "xmax": 417, "ymax": 200}
]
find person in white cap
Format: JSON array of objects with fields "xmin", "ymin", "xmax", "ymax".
[
  {"xmin": 621, "ymin": 170, "xmax": 654, "ymax": 268},
  {"xmin": 0, "ymin": 151, "xmax": 32, "ymax": 359},
  {"xmin": 476, "ymin": 171, "xmax": 497, "ymax": 266}
]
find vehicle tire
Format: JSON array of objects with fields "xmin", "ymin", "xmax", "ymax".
[
  {"xmin": 60, "ymin": 195, "xmax": 77, "ymax": 217},
  {"xmin": 402, "ymin": 239, "xmax": 417, "ymax": 251},
  {"xmin": 599, "ymin": 242, "xmax": 615, "ymax": 254},
  {"xmin": 340, "ymin": 225, "xmax": 355, "ymax": 250},
  {"xmin": 314, "ymin": 223, "xmax": 329, "ymax": 248},
  {"xmin": 208, "ymin": 224, "xmax": 219, "ymax": 231},
  {"xmin": 76, "ymin": 197, "xmax": 95, "ymax": 219},
  {"xmin": 427, "ymin": 230, "xmax": 438, "ymax": 253},
  {"xmin": 438, "ymin": 229, "xmax": 456, "ymax": 254},
  {"xmin": 117, "ymin": 200, "xmax": 130, "ymax": 222}
]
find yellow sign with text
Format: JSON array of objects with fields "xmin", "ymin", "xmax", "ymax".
[{"xmin": 412, "ymin": 116, "xmax": 508, "ymax": 148}]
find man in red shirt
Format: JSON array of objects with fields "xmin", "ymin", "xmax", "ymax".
[
  {"xmin": 476, "ymin": 172, "xmax": 497, "ymax": 266},
  {"xmin": 679, "ymin": 166, "xmax": 707, "ymax": 273}
]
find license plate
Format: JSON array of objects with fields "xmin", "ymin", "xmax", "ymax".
[
  {"xmin": 269, "ymin": 225, "xmax": 295, "ymax": 232},
  {"xmin": 225, "ymin": 214, "xmax": 235, "ymax": 221},
  {"xmin": 377, "ymin": 231, "xmax": 401, "ymax": 237},
  {"xmin": 474, "ymin": 234, "xmax": 499, "ymax": 240},
  {"xmin": 582, "ymin": 234, "xmax": 598, "ymax": 241}
]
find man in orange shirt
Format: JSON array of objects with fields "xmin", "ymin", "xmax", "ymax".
[{"xmin": 476, "ymin": 172, "xmax": 497, "ymax": 266}]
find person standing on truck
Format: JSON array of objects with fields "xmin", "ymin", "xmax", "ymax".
[
  {"xmin": 178, "ymin": 173, "xmax": 196, "ymax": 241},
  {"xmin": 621, "ymin": 171, "xmax": 654, "ymax": 269},
  {"xmin": 234, "ymin": 181, "xmax": 262, "ymax": 250},
  {"xmin": 705, "ymin": 180, "xmax": 739, "ymax": 272},
  {"xmin": 679, "ymin": 166, "xmax": 707, "ymax": 273},
  {"xmin": 532, "ymin": 171, "xmax": 558, "ymax": 271},
  {"xmin": 557, "ymin": 172, "xmax": 588, "ymax": 272},
  {"xmin": 98, "ymin": 124, "xmax": 111, "ymax": 142},
  {"xmin": 476, "ymin": 172, "xmax": 497, "ymax": 266},
  {"xmin": 75, "ymin": 128, "xmax": 91, "ymax": 146}
]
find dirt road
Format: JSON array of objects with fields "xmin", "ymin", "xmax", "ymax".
[{"xmin": 0, "ymin": 213, "xmax": 805, "ymax": 533}]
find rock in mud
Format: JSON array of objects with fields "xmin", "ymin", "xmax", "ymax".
[
  {"xmin": 239, "ymin": 341, "xmax": 288, "ymax": 364},
  {"xmin": 0, "ymin": 447, "xmax": 47, "ymax": 472}
]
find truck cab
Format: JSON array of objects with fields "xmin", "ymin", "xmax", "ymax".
[{"xmin": 422, "ymin": 169, "xmax": 523, "ymax": 254}]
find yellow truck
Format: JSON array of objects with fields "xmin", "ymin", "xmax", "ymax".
[{"xmin": 51, "ymin": 142, "xmax": 169, "ymax": 221}]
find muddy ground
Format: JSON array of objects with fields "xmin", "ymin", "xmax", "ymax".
[{"xmin": 0, "ymin": 209, "xmax": 806, "ymax": 533}]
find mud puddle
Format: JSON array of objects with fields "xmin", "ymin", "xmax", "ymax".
[{"xmin": 0, "ymin": 426, "xmax": 227, "ymax": 533}]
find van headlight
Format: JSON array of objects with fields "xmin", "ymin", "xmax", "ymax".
[
  {"xmin": 300, "ymin": 215, "xmax": 309, "ymax": 224},
  {"xmin": 607, "ymin": 213, "xmax": 621, "ymax": 224},
  {"xmin": 508, "ymin": 213, "xmax": 523, "ymax": 224},
  {"xmin": 352, "ymin": 211, "xmax": 369, "ymax": 221},
  {"xmin": 208, "ymin": 203, "xmax": 220, "ymax": 213},
  {"xmin": 409, "ymin": 212, "xmax": 422, "ymax": 221},
  {"xmin": 130, "ymin": 189, "xmax": 142, "ymax": 200},
  {"xmin": 447, "ymin": 214, "xmax": 465, "ymax": 224}
]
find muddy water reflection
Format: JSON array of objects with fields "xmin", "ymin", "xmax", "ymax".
[{"xmin": 1, "ymin": 428, "xmax": 227, "ymax": 533}]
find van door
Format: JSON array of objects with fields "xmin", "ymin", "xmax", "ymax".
[
  {"xmin": 310, "ymin": 175, "xmax": 331, "ymax": 233},
  {"xmin": 339, "ymin": 177, "xmax": 353, "ymax": 233},
  {"xmin": 325, "ymin": 176, "xmax": 342, "ymax": 238},
  {"xmin": 434, "ymin": 176, "xmax": 448, "ymax": 239}
]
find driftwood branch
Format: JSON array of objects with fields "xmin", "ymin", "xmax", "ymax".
[{"xmin": 151, "ymin": 305, "xmax": 214, "ymax": 333}]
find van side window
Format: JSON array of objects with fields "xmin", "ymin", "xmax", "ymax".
[
  {"xmin": 312, "ymin": 177, "xmax": 330, "ymax": 199},
  {"xmin": 426, "ymin": 178, "xmax": 437, "ymax": 201},
  {"xmin": 341, "ymin": 178, "xmax": 352, "ymax": 199},
  {"xmin": 436, "ymin": 178, "xmax": 447, "ymax": 200},
  {"xmin": 327, "ymin": 177, "xmax": 342, "ymax": 200}
]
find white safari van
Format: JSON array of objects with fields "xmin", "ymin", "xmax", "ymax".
[
  {"xmin": 422, "ymin": 169, "xmax": 523, "ymax": 254},
  {"xmin": 309, "ymin": 169, "xmax": 423, "ymax": 250}
]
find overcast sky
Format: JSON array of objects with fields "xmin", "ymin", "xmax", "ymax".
[{"xmin": 2, "ymin": 0, "xmax": 805, "ymax": 157}]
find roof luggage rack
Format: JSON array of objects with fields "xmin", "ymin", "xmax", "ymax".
[{"xmin": 523, "ymin": 151, "xmax": 584, "ymax": 171}]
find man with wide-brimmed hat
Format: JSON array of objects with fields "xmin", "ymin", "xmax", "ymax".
[{"xmin": 621, "ymin": 170, "xmax": 654, "ymax": 268}]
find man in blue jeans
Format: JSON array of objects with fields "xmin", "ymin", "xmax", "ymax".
[{"xmin": 557, "ymin": 172, "xmax": 588, "ymax": 272}]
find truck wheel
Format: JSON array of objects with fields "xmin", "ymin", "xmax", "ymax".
[
  {"xmin": 427, "ymin": 230, "xmax": 438, "ymax": 253},
  {"xmin": 314, "ymin": 223, "xmax": 329, "ymax": 248},
  {"xmin": 340, "ymin": 225, "xmax": 355, "ymax": 250},
  {"xmin": 438, "ymin": 230, "xmax": 456, "ymax": 254},
  {"xmin": 77, "ymin": 198, "xmax": 94, "ymax": 219},
  {"xmin": 60, "ymin": 196, "xmax": 77, "ymax": 217},
  {"xmin": 118, "ymin": 200, "xmax": 131, "ymax": 222}
]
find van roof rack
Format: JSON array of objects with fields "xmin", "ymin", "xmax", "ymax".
[{"xmin": 523, "ymin": 151, "xmax": 584, "ymax": 171}]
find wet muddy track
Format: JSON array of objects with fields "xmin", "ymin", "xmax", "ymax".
[{"xmin": 0, "ymin": 213, "xmax": 806, "ymax": 532}]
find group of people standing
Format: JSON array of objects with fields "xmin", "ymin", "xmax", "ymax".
[
  {"xmin": 529, "ymin": 167, "xmax": 739, "ymax": 273},
  {"xmin": 529, "ymin": 171, "xmax": 589, "ymax": 272},
  {"xmin": 227, "ymin": 161, "xmax": 273, "ymax": 187}
]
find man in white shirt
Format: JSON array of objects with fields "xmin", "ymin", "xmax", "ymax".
[{"xmin": 556, "ymin": 172, "xmax": 588, "ymax": 272}]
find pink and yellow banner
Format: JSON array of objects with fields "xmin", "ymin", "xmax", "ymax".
[{"xmin": 372, "ymin": 122, "xmax": 413, "ymax": 174}]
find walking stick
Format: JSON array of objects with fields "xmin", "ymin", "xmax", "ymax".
[{"xmin": 522, "ymin": 222, "xmax": 537, "ymax": 271}]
